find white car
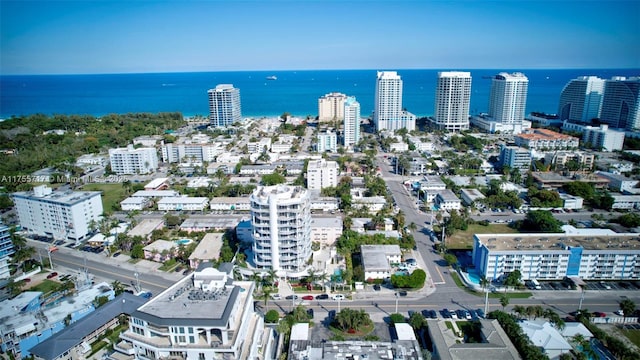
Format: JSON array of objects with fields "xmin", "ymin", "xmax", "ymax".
[
  {"xmin": 332, "ymin": 294, "xmax": 345, "ymax": 301},
  {"xmin": 615, "ymin": 310, "xmax": 624, "ymax": 316},
  {"xmin": 271, "ymin": 294, "xmax": 282, "ymax": 300}
]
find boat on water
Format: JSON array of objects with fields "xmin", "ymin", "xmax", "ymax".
[{"xmin": 266, "ymin": 75, "xmax": 277, "ymax": 80}]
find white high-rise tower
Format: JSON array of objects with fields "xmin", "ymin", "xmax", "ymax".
[
  {"xmin": 433, "ymin": 71, "xmax": 471, "ymax": 131},
  {"xmin": 250, "ymin": 186, "xmax": 311, "ymax": 274},
  {"xmin": 488, "ymin": 72, "xmax": 529, "ymax": 133},
  {"xmin": 558, "ymin": 76, "xmax": 605, "ymax": 123},
  {"xmin": 343, "ymin": 96, "xmax": 361, "ymax": 147},
  {"xmin": 208, "ymin": 84, "xmax": 242, "ymax": 128},
  {"xmin": 374, "ymin": 71, "xmax": 415, "ymax": 132}
]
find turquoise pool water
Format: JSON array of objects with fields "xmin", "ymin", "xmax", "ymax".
[
  {"xmin": 467, "ymin": 271, "xmax": 482, "ymax": 285},
  {"xmin": 175, "ymin": 239, "xmax": 192, "ymax": 245}
]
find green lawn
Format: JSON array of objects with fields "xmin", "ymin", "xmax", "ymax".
[
  {"xmin": 28, "ymin": 279, "xmax": 60, "ymax": 295},
  {"xmin": 82, "ymin": 183, "xmax": 128, "ymax": 214},
  {"xmin": 450, "ymin": 272, "xmax": 531, "ymax": 299},
  {"xmin": 621, "ymin": 328, "xmax": 640, "ymax": 348},
  {"xmin": 447, "ymin": 223, "xmax": 519, "ymax": 250}
]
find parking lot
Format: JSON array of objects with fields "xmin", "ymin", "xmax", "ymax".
[{"xmin": 583, "ymin": 281, "xmax": 640, "ymax": 291}]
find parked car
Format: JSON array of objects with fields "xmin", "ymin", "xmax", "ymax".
[
  {"xmin": 450, "ymin": 310, "xmax": 459, "ymax": 319},
  {"xmin": 316, "ymin": 294, "xmax": 329, "ymax": 300},
  {"xmin": 306, "ymin": 308, "xmax": 314, "ymax": 319},
  {"xmin": 23, "ymin": 278, "xmax": 31, "ymax": 283},
  {"xmin": 271, "ymin": 294, "xmax": 282, "ymax": 300},
  {"xmin": 428, "ymin": 310, "xmax": 438, "ymax": 319},
  {"xmin": 615, "ymin": 310, "xmax": 624, "ymax": 316},
  {"xmin": 441, "ymin": 309, "xmax": 451, "ymax": 318},
  {"xmin": 397, "ymin": 290, "xmax": 408, "ymax": 297},
  {"xmin": 285, "ymin": 295, "xmax": 299, "ymax": 300},
  {"xmin": 593, "ymin": 312, "xmax": 606, "ymax": 318},
  {"xmin": 464, "ymin": 310, "xmax": 472, "ymax": 320},
  {"xmin": 373, "ymin": 284, "xmax": 381, "ymax": 291},
  {"xmin": 46, "ymin": 272, "xmax": 58, "ymax": 279},
  {"xmin": 112, "ymin": 252, "xmax": 121, "ymax": 258},
  {"xmin": 476, "ymin": 309, "xmax": 485, "ymax": 318},
  {"xmin": 301, "ymin": 295, "xmax": 314, "ymax": 301},
  {"xmin": 332, "ymin": 294, "xmax": 345, "ymax": 300}
]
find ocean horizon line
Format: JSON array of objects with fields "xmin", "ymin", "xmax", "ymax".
[{"xmin": 2, "ymin": 67, "xmax": 639, "ymax": 77}]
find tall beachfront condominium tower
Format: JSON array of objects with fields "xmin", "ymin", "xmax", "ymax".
[
  {"xmin": 250, "ymin": 185, "xmax": 311, "ymax": 275},
  {"xmin": 318, "ymin": 92, "xmax": 347, "ymax": 122},
  {"xmin": 488, "ymin": 72, "xmax": 529, "ymax": 132},
  {"xmin": 600, "ymin": 77, "xmax": 640, "ymax": 131},
  {"xmin": 374, "ymin": 71, "xmax": 416, "ymax": 132},
  {"xmin": 433, "ymin": 71, "xmax": 471, "ymax": 131},
  {"xmin": 208, "ymin": 84, "xmax": 242, "ymax": 128},
  {"xmin": 558, "ymin": 76, "xmax": 605, "ymax": 123},
  {"xmin": 343, "ymin": 96, "xmax": 361, "ymax": 147}
]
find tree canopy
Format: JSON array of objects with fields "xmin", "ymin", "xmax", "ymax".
[{"xmin": 519, "ymin": 210, "xmax": 563, "ymax": 233}]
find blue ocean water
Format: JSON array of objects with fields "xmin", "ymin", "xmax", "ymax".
[{"xmin": 1, "ymin": 69, "xmax": 638, "ymax": 120}]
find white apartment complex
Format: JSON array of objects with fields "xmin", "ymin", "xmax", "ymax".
[
  {"xmin": 582, "ymin": 124, "xmax": 625, "ymax": 151},
  {"xmin": 433, "ymin": 71, "xmax": 471, "ymax": 131},
  {"xmin": 499, "ymin": 145, "xmax": 532, "ymax": 172},
  {"xmin": 310, "ymin": 216, "xmax": 343, "ymax": 246},
  {"xmin": 487, "ymin": 72, "xmax": 529, "ymax": 134},
  {"xmin": 361, "ymin": 244, "xmax": 403, "ymax": 280},
  {"xmin": 0, "ymin": 224, "xmax": 14, "ymax": 279},
  {"xmin": 306, "ymin": 159, "xmax": 338, "ymax": 191},
  {"xmin": 514, "ymin": 129, "xmax": 579, "ymax": 150},
  {"xmin": 157, "ymin": 197, "xmax": 209, "ymax": 211},
  {"xmin": 161, "ymin": 143, "xmax": 224, "ymax": 163},
  {"xmin": 316, "ymin": 131, "xmax": 338, "ymax": 152},
  {"xmin": 250, "ymin": 186, "xmax": 312, "ymax": 275},
  {"xmin": 343, "ymin": 96, "xmax": 361, "ymax": 147},
  {"xmin": 472, "ymin": 232, "xmax": 640, "ymax": 281},
  {"xmin": 12, "ymin": 185, "xmax": 103, "ymax": 242},
  {"xmin": 116, "ymin": 265, "xmax": 273, "ymax": 360},
  {"xmin": 208, "ymin": 84, "xmax": 242, "ymax": 128},
  {"xmin": 109, "ymin": 145, "xmax": 158, "ymax": 175},
  {"xmin": 558, "ymin": 76, "xmax": 605, "ymax": 122},
  {"xmin": 318, "ymin": 92, "xmax": 347, "ymax": 121},
  {"xmin": 374, "ymin": 71, "xmax": 416, "ymax": 131}
]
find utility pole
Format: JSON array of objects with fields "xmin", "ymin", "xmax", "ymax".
[
  {"xmin": 47, "ymin": 248, "xmax": 54, "ymax": 271},
  {"xmin": 578, "ymin": 288, "xmax": 585, "ymax": 310},
  {"xmin": 395, "ymin": 292, "xmax": 399, "ymax": 314}
]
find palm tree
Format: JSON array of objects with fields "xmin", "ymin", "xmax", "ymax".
[
  {"xmin": 500, "ymin": 295, "xmax": 509, "ymax": 311},
  {"xmin": 480, "ymin": 275, "xmax": 490, "ymax": 314},
  {"xmin": 111, "ymin": 280, "xmax": 125, "ymax": 296},
  {"xmin": 262, "ymin": 287, "xmax": 273, "ymax": 311},
  {"xmin": 513, "ymin": 305, "xmax": 525, "ymax": 319},
  {"xmin": 620, "ymin": 299, "xmax": 636, "ymax": 320}
]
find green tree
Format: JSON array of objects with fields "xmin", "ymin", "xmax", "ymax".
[
  {"xmin": 261, "ymin": 172, "xmax": 286, "ymax": 186},
  {"xmin": 443, "ymin": 253, "xmax": 458, "ymax": 267},
  {"xmin": 265, "ymin": 309, "xmax": 280, "ymax": 323},
  {"xmin": 130, "ymin": 244, "xmax": 144, "ymax": 259},
  {"xmin": 620, "ymin": 299, "xmax": 636, "ymax": 320},
  {"xmin": 504, "ymin": 270, "xmax": 522, "ymax": 288},
  {"xmin": 409, "ymin": 312, "xmax": 426, "ymax": 330},
  {"xmin": 519, "ymin": 210, "xmax": 563, "ymax": 233},
  {"xmin": 500, "ymin": 295, "xmax": 509, "ymax": 310},
  {"xmin": 389, "ymin": 313, "xmax": 407, "ymax": 324},
  {"xmin": 111, "ymin": 280, "xmax": 125, "ymax": 296},
  {"xmin": 94, "ymin": 295, "xmax": 109, "ymax": 307}
]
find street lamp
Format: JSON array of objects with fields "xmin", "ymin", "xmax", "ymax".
[
  {"xmin": 395, "ymin": 292, "xmax": 399, "ymax": 314},
  {"xmin": 134, "ymin": 272, "xmax": 140, "ymax": 293},
  {"xmin": 47, "ymin": 248, "xmax": 54, "ymax": 271},
  {"xmin": 578, "ymin": 288, "xmax": 585, "ymax": 310}
]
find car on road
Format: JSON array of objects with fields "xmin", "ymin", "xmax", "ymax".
[
  {"xmin": 271, "ymin": 294, "xmax": 282, "ymax": 300},
  {"xmin": 615, "ymin": 310, "xmax": 624, "ymax": 316},
  {"xmin": 593, "ymin": 312, "xmax": 607, "ymax": 317},
  {"xmin": 46, "ymin": 272, "xmax": 58, "ymax": 279},
  {"xmin": 301, "ymin": 295, "xmax": 314, "ymax": 301},
  {"xmin": 285, "ymin": 295, "xmax": 299, "ymax": 300},
  {"xmin": 476, "ymin": 309, "xmax": 485, "ymax": 318},
  {"xmin": 332, "ymin": 294, "xmax": 345, "ymax": 300},
  {"xmin": 316, "ymin": 294, "xmax": 330, "ymax": 300},
  {"xmin": 373, "ymin": 284, "xmax": 381, "ymax": 291},
  {"xmin": 397, "ymin": 290, "xmax": 408, "ymax": 297}
]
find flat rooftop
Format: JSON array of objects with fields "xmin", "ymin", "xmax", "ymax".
[
  {"xmin": 134, "ymin": 269, "xmax": 252, "ymax": 327},
  {"xmin": 188, "ymin": 233, "xmax": 224, "ymax": 261},
  {"xmin": 475, "ymin": 233, "xmax": 640, "ymax": 251}
]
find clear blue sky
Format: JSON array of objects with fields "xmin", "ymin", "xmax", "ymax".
[{"xmin": 1, "ymin": 0, "xmax": 639, "ymax": 75}]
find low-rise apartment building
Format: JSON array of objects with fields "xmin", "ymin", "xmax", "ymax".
[
  {"xmin": 514, "ymin": 129, "xmax": 579, "ymax": 150},
  {"xmin": 109, "ymin": 145, "xmax": 158, "ymax": 175},
  {"xmin": 361, "ymin": 244, "xmax": 402, "ymax": 280},
  {"xmin": 157, "ymin": 197, "xmax": 209, "ymax": 211},
  {"xmin": 472, "ymin": 231, "xmax": 640, "ymax": 281}
]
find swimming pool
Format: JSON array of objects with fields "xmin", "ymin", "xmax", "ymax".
[
  {"xmin": 175, "ymin": 239, "xmax": 192, "ymax": 245},
  {"xmin": 467, "ymin": 270, "xmax": 482, "ymax": 285}
]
